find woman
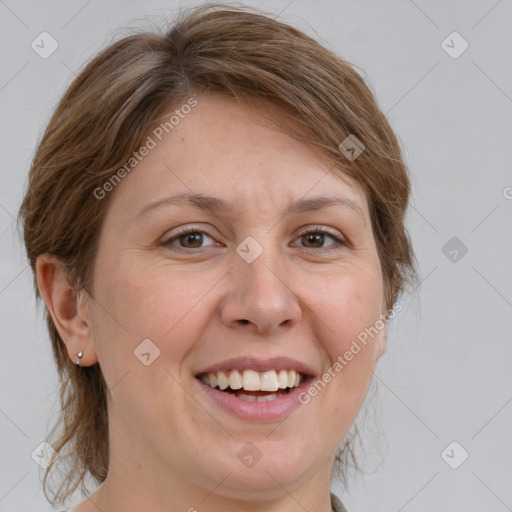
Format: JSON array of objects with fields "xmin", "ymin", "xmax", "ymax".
[{"xmin": 19, "ymin": 4, "xmax": 415, "ymax": 511}]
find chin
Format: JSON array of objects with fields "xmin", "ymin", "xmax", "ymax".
[{"xmin": 204, "ymin": 438, "xmax": 318, "ymax": 498}]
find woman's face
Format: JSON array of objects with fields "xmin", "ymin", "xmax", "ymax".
[{"xmin": 88, "ymin": 94, "xmax": 386, "ymax": 501}]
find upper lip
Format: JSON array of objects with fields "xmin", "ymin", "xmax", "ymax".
[{"xmin": 195, "ymin": 356, "xmax": 316, "ymax": 377}]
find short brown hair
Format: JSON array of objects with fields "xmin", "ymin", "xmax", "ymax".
[{"xmin": 18, "ymin": 2, "xmax": 415, "ymax": 504}]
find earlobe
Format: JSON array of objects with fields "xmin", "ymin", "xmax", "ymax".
[
  {"xmin": 35, "ymin": 254, "xmax": 98, "ymax": 366},
  {"xmin": 375, "ymin": 315, "xmax": 388, "ymax": 361},
  {"xmin": 375, "ymin": 330, "xmax": 387, "ymax": 360}
]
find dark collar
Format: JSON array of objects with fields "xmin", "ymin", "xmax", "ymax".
[{"xmin": 331, "ymin": 492, "xmax": 348, "ymax": 512}]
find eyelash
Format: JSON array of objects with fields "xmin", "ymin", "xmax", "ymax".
[{"xmin": 162, "ymin": 226, "xmax": 346, "ymax": 253}]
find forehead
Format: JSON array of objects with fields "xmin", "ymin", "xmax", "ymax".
[{"xmin": 106, "ymin": 94, "xmax": 369, "ymax": 220}]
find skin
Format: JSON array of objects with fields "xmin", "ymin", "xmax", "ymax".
[{"xmin": 37, "ymin": 94, "xmax": 387, "ymax": 512}]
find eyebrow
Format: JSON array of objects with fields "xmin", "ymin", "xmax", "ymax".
[{"xmin": 134, "ymin": 192, "xmax": 366, "ymax": 224}]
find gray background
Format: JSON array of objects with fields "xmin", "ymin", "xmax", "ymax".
[{"xmin": 1, "ymin": 1, "xmax": 511, "ymax": 511}]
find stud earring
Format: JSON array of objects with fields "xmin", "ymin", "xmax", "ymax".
[{"xmin": 76, "ymin": 351, "xmax": 83, "ymax": 366}]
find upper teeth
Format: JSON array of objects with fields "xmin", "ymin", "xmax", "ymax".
[{"xmin": 200, "ymin": 369, "xmax": 302, "ymax": 392}]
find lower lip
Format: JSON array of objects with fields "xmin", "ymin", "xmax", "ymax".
[{"xmin": 196, "ymin": 376, "xmax": 314, "ymax": 422}]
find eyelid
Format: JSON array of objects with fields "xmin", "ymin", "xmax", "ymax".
[
  {"xmin": 293, "ymin": 226, "xmax": 347, "ymax": 251},
  {"xmin": 296, "ymin": 225, "xmax": 345, "ymax": 241},
  {"xmin": 161, "ymin": 224, "xmax": 347, "ymax": 252},
  {"xmin": 161, "ymin": 225, "xmax": 219, "ymax": 248}
]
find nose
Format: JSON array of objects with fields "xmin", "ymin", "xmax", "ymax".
[{"xmin": 219, "ymin": 243, "xmax": 302, "ymax": 336}]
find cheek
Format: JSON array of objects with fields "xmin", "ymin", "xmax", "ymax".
[
  {"xmin": 304, "ymin": 264, "xmax": 384, "ymax": 407},
  {"xmin": 88, "ymin": 259, "xmax": 216, "ymax": 431},
  {"xmin": 90, "ymin": 256, "xmax": 221, "ymax": 373},
  {"xmin": 92, "ymin": 246, "xmax": 384, "ymax": 369},
  {"xmin": 309, "ymin": 263, "xmax": 384, "ymax": 348}
]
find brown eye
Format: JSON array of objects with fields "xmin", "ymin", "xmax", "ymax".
[
  {"xmin": 302, "ymin": 232, "xmax": 325, "ymax": 248},
  {"xmin": 163, "ymin": 229, "xmax": 216, "ymax": 250},
  {"xmin": 179, "ymin": 232, "xmax": 204, "ymax": 248},
  {"xmin": 293, "ymin": 228, "xmax": 345, "ymax": 252}
]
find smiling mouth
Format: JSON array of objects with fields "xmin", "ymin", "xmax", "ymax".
[{"xmin": 196, "ymin": 369, "xmax": 304, "ymax": 402}]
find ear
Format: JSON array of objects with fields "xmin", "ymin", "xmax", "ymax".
[
  {"xmin": 375, "ymin": 318, "xmax": 388, "ymax": 362},
  {"xmin": 374, "ymin": 309, "xmax": 388, "ymax": 361},
  {"xmin": 35, "ymin": 254, "xmax": 98, "ymax": 366}
]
